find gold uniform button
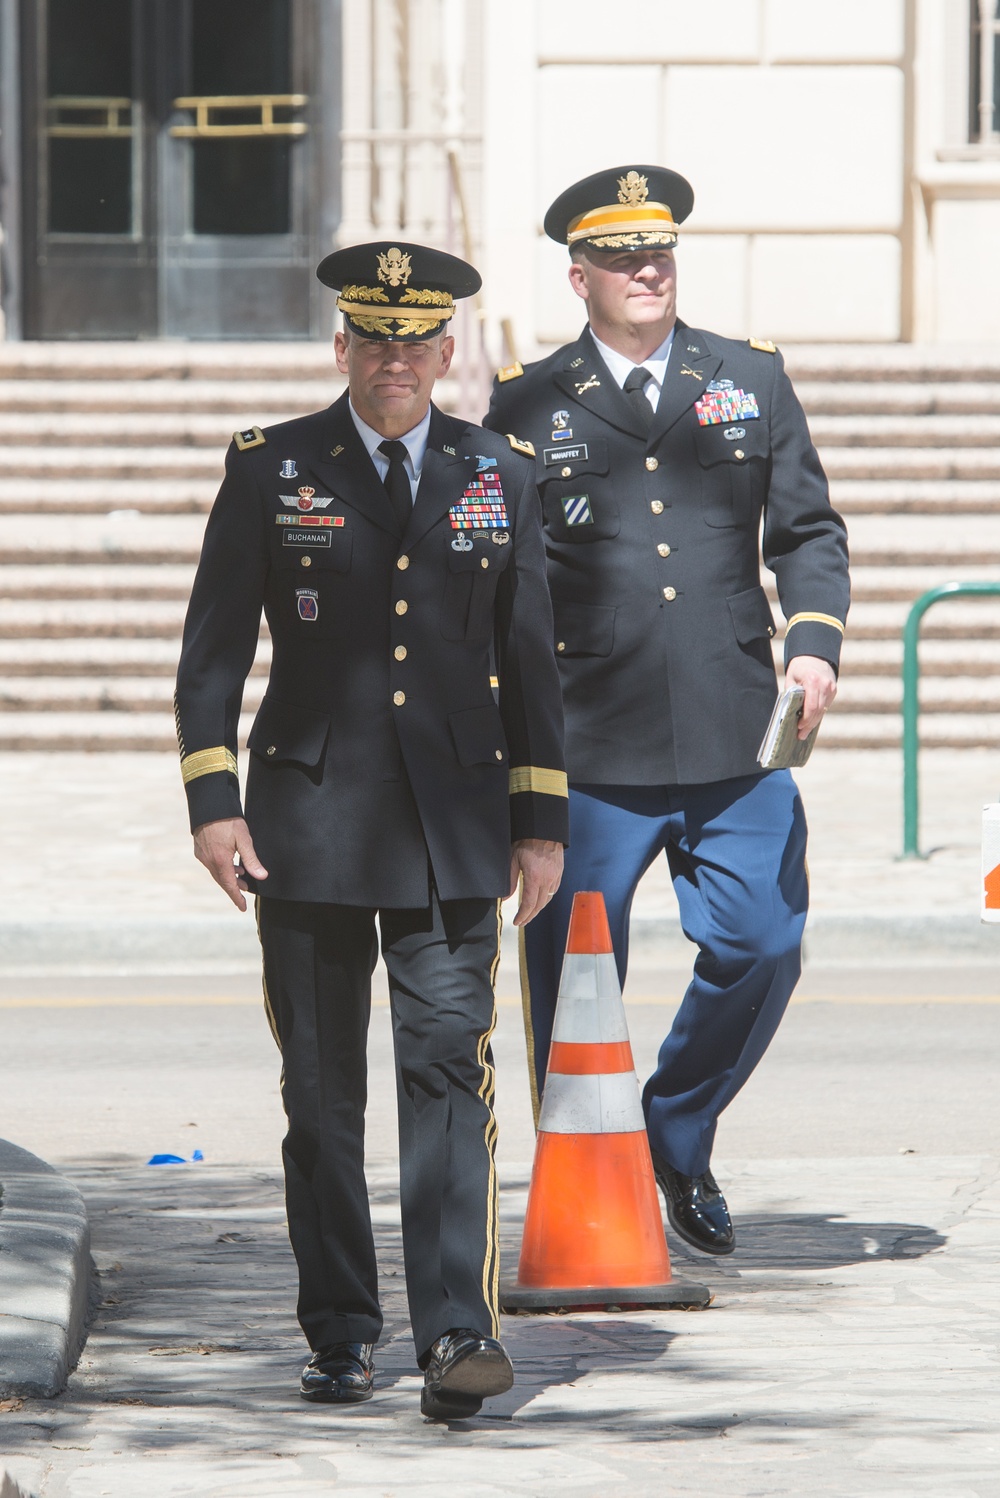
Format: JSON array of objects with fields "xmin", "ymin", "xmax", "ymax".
[
  {"xmin": 393, "ymin": 691, "xmax": 406, "ymax": 706},
  {"xmin": 397, "ymin": 555, "xmax": 410, "ymax": 570},
  {"xmin": 561, "ymin": 466, "xmax": 572, "ymax": 478},
  {"xmin": 651, "ymin": 500, "xmax": 664, "ymax": 515},
  {"xmin": 480, "ymin": 557, "xmax": 489, "ymax": 569},
  {"xmin": 556, "ymin": 641, "xmax": 566, "ymax": 652},
  {"xmin": 645, "ymin": 456, "xmax": 659, "ymax": 471},
  {"xmin": 394, "ymin": 645, "xmax": 407, "ymax": 661},
  {"xmin": 300, "ymin": 555, "xmax": 312, "ymax": 567},
  {"xmin": 395, "ymin": 599, "xmax": 408, "ymax": 615},
  {"xmin": 734, "ymin": 449, "xmax": 745, "ymax": 460},
  {"xmin": 663, "ymin": 586, "xmax": 677, "ymax": 601},
  {"xmin": 657, "ymin": 543, "xmax": 671, "ymax": 558},
  {"xmin": 494, "ymin": 750, "xmax": 503, "ymax": 761},
  {"xmin": 266, "ymin": 745, "xmax": 276, "ymax": 756}
]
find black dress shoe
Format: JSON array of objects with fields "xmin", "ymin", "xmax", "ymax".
[
  {"xmin": 300, "ymin": 1342, "xmax": 375, "ymax": 1403},
  {"xmin": 650, "ymin": 1150, "xmax": 736, "ymax": 1256},
  {"xmin": 420, "ymin": 1328, "xmax": 514, "ymax": 1420}
]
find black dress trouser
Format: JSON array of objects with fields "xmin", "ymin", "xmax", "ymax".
[{"xmin": 256, "ymin": 892, "xmax": 502, "ymax": 1364}]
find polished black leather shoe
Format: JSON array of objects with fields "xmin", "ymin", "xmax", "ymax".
[
  {"xmin": 300, "ymin": 1342, "xmax": 375, "ymax": 1403},
  {"xmin": 650, "ymin": 1150, "xmax": 736, "ymax": 1256},
  {"xmin": 420, "ymin": 1328, "xmax": 514, "ymax": 1420}
]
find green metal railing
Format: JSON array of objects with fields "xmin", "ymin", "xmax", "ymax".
[{"xmin": 902, "ymin": 581, "xmax": 1000, "ymax": 858}]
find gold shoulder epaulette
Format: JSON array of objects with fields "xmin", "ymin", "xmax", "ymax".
[
  {"xmin": 748, "ymin": 338, "xmax": 777, "ymax": 354},
  {"xmin": 497, "ymin": 362, "xmax": 524, "ymax": 383},
  {"xmin": 233, "ymin": 425, "xmax": 266, "ymax": 450},
  {"xmin": 506, "ymin": 433, "xmax": 535, "ymax": 457}
]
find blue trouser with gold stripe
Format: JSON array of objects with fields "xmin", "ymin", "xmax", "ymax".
[
  {"xmin": 258, "ymin": 892, "xmax": 501, "ymax": 1364},
  {"xmin": 521, "ymin": 772, "xmax": 808, "ymax": 1178}
]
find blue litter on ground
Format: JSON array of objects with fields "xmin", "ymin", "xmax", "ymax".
[{"xmin": 146, "ymin": 1151, "xmax": 206, "ymax": 1166}]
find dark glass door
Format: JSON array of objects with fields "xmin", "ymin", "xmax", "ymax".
[{"xmin": 21, "ymin": 0, "xmax": 327, "ymax": 338}]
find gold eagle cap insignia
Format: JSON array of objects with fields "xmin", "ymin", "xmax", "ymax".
[
  {"xmin": 377, "ymin": 247, "xmax": 413, "ymax": 287},
  {"xmin": 617, "ymin": 171, "xmax": 649, "ymax": 206}
]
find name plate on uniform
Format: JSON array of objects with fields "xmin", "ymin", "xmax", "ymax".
[
  {"xmin": 283, "ymin": 528, "xmax": 333, "ymax": 548},
  {"xmin": 544, "ymin": 443, "xmax": 588, "ymax": 465}
]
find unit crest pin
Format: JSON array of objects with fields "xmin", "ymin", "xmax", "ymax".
[{"xmin": 280, "ymin": 459, "xmax": 298, "ymax": 479}]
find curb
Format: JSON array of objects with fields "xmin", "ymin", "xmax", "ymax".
[
  {"xmin": 0, "ymin": 911, "xmax": 996, "ymax": 975},
  {"xmin": 630, "ymin": 912, "xmax": 1000, "ymax": 965},
  {"xmin": 0, "ymin": 1140, "xmax": 92, "ymax": 1398}
]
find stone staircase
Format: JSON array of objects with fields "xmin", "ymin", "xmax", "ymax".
[{"xmin": 0, "ymin": 341, "xmax": 998, "ymax": 751}]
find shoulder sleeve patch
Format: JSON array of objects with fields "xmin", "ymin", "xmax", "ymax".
[
  {"xmin": 497, "ymin": 362, "xmax": 524, "ymax": 383},
  {"xmin": 506, "ymin": 433, "xmax": 535, "ymax": 457},
  {"xmin": 748, "ymin": 338, "xmax": 777, "ymax": 354},
  {"xmin": 233, "ymin": 425, "xmax": 266, "ymax": 450}
]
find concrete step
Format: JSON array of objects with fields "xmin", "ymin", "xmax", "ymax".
[
  {"xmin": 0, "ymin": 343, "xmax": 346, "ymax": 381},
  {"xmin": 0, "ymin": 447, "xmax": 222, "ymax": 481},
  {"xmin": 0, "ymin": 514, "xmax": 205, "ymax": 564},
  {"xmin": 0, "ymin": 565, "xmax": 195, "ymax": 600},
  {"xmin": 798, "ymin": 381, "xmax": 1000, "ymax": 416},
  {"xmin": 819, "ymin": 447, "xmax": 1000, "ymax": 481},
  {"xmin": 781, "ymin": 345, "xmax": 1000, "ymax": 383},
  {"xmin": 834, "ymin": 598, "xmax": 1000, "ymax": 639},
  {"xmin": 838, "ymin": 637, "xmax": 1000, "ymax": 676},
  {"xmin": 834, "ymin": 675, "xmax": 1000, "ymax": 712},
  {"xmin": 815, "ymin": 711, "xmax": 1000, "ymax": 749},
  {"xmin": 0, "ymin": 638, "xmax": 269, "ymax": 677},
  {"xmin": 0, "ymin": 480, "xmax": 216, "ymax": 516},
  {"xmin": 0, "ymin": 676, "xmax": 265, "ymax": 714},
  {"xmin": 830, "ymin": 480, "xmax": 1000, "ymax": 515},
  {"xmin": 0, "ymin": 599, "xmax": 188, "ymax": 638},
  {"xmin": 0, "ymin": 413, "xmax": 304, "ymax": 449},
  {"xmin": 844, "ymin": 511, "xmax": 1000, "ymax": 562},
  {"xmin": 764, "ymin": 564, "xmax": 1000, "ymax": 604},
  {"xmin": 0, "ymin": 379, "xmax": 343, "ymax": 414},
  {"xmin": 0, "ymin": 710, "xmax": 254, "ymax": 750},
  {"xmin": 811, "ymin": 415, "xmax": 1000, "ymax": 448}
]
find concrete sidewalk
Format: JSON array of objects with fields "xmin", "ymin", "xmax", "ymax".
[{"xmin": 1, "ymin": 748, "xmax": 998, "ymax": 972}]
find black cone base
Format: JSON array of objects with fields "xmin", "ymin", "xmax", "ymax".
[{"xmin": 500, "ymin": 1277, "xmax": 711, "ymax": 1314}]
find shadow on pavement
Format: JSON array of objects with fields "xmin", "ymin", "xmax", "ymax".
[{"xmin": 667, "ymin": 1212, "xmax": 946, "ymax": 1272}]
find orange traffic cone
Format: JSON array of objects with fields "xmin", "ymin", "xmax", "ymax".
[{"xmin": 501, "ymin": 892, "xmax": 709, "ymax": 1312}]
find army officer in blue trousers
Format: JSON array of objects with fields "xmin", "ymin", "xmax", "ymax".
[
  {"xmin": 175, "ymin": 242, "xmax": 568, "ymax": 1417},
  {"xmin": 486, "ymin": 166, "xmax": 849, "ymax": 1256}
]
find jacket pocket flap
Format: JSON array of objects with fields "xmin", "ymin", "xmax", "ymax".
[
  {"xmin": 247, "ymin": 695, "xmax": 330, "ymax": 766},
  {"xmin": 727, "ymin": 585, "xmax": 776, "ymax": 645},
  {"xmin": 448, "ymin": 704, "xmax": 508, "ymax": 767},
  {"xmin": 551, "ymin": 601, "xmax": 617, "ymax": 658}
]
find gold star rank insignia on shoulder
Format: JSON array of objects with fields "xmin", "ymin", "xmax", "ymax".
[
  {"xmin": 748, "ymin": 338, "xmax": 777, "ymax": 354},
  {"xmin": 234, "ymin": 426, "xmax": 266, "ymax": 450},
  {"xmin": 497, "ymin": 362, "xmax": 524, "ymax": 383}
]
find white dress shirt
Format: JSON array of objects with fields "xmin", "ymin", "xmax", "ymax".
[
  {"xmin": 348, "ymin": 400, "xmax": 432, "ymax": 503},
  {"xmin": 590, "ymin": 327, "xmax": 676, "ymax": 412}
]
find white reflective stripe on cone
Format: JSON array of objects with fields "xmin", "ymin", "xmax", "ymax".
[
  {"xmin": 537, "ymin": 1071, "xmax": 646, "ymax": 1136},
  {"xmin": 551, "ymin": 953, "xmax": 630, "ymax": 1045}
]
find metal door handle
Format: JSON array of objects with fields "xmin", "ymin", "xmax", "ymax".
[{"xmin": 170, "ymin": 95, "xmax": 308, "ymax": 138}]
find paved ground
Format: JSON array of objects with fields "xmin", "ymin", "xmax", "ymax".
[{"xmin": 2, "ymin": 748, "xmax": 1000, "ymax": 1494}]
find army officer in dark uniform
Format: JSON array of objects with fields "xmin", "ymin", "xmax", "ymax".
[
  {"xmin": 486, "ymin": 167, "xmax": 849, "ymax": 1257},
  {"xmin": 175, "ymin": 242, "xmax": 567, "ymax": 1418}
]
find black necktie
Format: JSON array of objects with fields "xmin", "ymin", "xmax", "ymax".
[
  {"xmin": 377, "ymin": 439, "xmax": 412, "ymax": 530},
  {"xmin": 623, "ymin": 366, "xmax": 653, "ymax": 432}
]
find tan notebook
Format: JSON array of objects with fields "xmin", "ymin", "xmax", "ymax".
[{"xmin": 757, "ymin": 687, "xmax": 820, "ymax": 770}]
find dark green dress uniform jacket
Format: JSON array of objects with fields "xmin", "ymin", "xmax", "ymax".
[
  {"xmin": 175, "ymin": 393, "xmax": 569, "ymax": 907},
  {"xmin": 484, "ymin": 322, "xmax": 850, "ymax": 787}
]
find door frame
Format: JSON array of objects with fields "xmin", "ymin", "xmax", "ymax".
[
  {"xmin": 8, "ymin": 0, "xmax": 342, "ymax": 340},
  {"xmin": 0, "ymin": 0, "xmax": 23, "ymax": 338}
]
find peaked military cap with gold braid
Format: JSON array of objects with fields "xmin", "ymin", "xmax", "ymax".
[
  {"xmin": 316, "ymin": 240, "xmax": 481, "ymax": 341},
  {"xmin": 544, "ymin": 164, "xmax": 694, "ymax": 252}
]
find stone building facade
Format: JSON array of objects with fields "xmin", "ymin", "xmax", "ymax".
[{"xmin": 0, "ymin": 0, "xmax": 997, "ymax": 352}]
